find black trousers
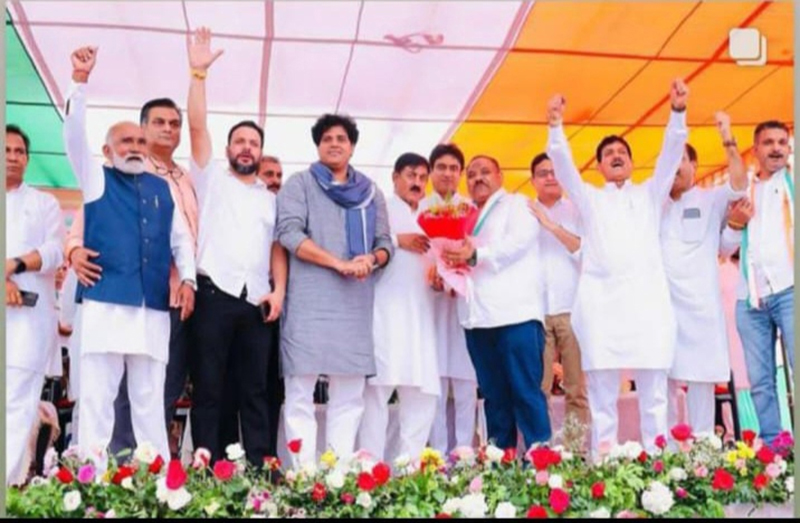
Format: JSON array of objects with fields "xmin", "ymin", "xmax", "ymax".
[{"xmin": 189, "ymin": 275, "xmax": 276, "ymax": 466}]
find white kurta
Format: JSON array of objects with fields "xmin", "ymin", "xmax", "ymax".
[
  {"xmin": 547, "ymin": 111, "xmax": 687, "ymax": 371},
  {"xmin": 63, "ymin": 81, "xmax": 196, "ymax": 364},
  {"xmin": 661, "ymin": 184, "xmax": 743, "ymax": 382},
  {"xmin": 371, "ymin": 196, "xmax": 440, "ymax": 396},
  {"xmin": 6, "ymin": 184, "xmax": 64, "ymax": 373},
  {"xmin": 419, "ymin": 193, "xmax": 476, "ymax": 382}
]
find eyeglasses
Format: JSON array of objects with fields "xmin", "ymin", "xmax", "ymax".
[{"xmin": 533, "ymin": 169, "xmax": 555, "ymax": 179}]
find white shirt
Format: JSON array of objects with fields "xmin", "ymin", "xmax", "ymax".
[
  {"xmin": 64, "ymin": 82, "xmax": 196, "ymax": 363},
  {"xmin": 6, "ymin": 183, "xmax": 64, "ymax": 373},
  {"xmin": 458, "ymin": 189, "xmax": 544, "ymax": 330},
  {"xmin": 191, "ymin": 159, "xmax": 277, "ymax": 306},
  {"xmin": 737, "ymin": 168, "xmax": 794, "ymax": 300},
  {"xmin": 546, "ymin": 110, "xmax": 687, "ymax": 371},
  {"xmin": 661, "ymin": 183, "xmax": 743, "ymax": 382},
  {"xmin": 371, "ymin": 195, "xmax": 440, "ymax": 395},
  {"xmin": 534, "ymin": 197, "xmax": 582, "ymax": 316}
]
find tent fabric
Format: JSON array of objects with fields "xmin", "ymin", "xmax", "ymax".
[{"xmin": 5, "ymin": 1, "xmax": 794, "ymax": 201}]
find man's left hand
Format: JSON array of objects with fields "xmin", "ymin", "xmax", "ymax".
[
  {"xmin": 177, "ymin": 283, "xmax": 196, "ymax": 321},
  {"xmin": 258, "ymin": 291, "xmax": 285, "ymax": 322},
  {"xmin": 442, "ymin": 239, "xmax": 476, "ymax": 267},
  {"xmin": 5, "ymin": 259, "xmax": 18, "ymax": 280}
]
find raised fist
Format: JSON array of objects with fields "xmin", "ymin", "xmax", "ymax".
[
  {"xmin": 714, "ymin": 111, "xmax": 733, "ymax": 141},
  {"xmin": 71, "ymin": 46, "xmax": 98, "ymax": 81},
  {"xmin": 670, "ymin": 79, "xmax": 689, "ymax": 111},
  {"xmin": 547, "ymin": 94, "xmax": 566, "ymax": 127}
]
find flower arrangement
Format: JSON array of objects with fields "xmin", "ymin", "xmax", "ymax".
[{"xmin": 7, "ymin": 426, "xmax": 794, "ymax": 518}]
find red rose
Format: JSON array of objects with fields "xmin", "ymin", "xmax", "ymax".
[
  {"xmin": 287, "ymin": 439, "xmax": 302, "ymax": 454},
  {"xmin": 526, "ymin": 505, "xmax": 549, "ymax": 518},
  {"xmin": 357, "ymin": 472, "xmax": 376, "ymax": 492},
  {"xmin": 742, "ymin": 430, "xmax": 757, "ymax": 447},
  {"xmin": 503, "ymin": 448, "xmax": 517, "ymax": 464},
  {"xmin": 711, "ymin": 469, "xmax": 735, "ymax": 491},
  {"xmin": 549, "ymin": 488, "xmax": 570, "ymax": 515},
  {"xmin": 529, "ymin": 448, "xmax": 560, "ymax": 471},
  {"xmin": 372, "ymin": 462, "xmax": 391, "ymax": 486},
  {"xmin": 341, "ymin": 492, "xmax": 355, "ymax": 505},
  {"xmin": 670, "ymin": 424, "xmax": 693, "ymax": 442},
  {"xmin": 111, "ymin": 465, "xmax": 135, "ymax": 485},
  {"xmin": 435, "ymin": 514, "xmax": 453, "ymax": 519},
  {"xmin": 655, "ymin": 435, "xmax": 667, "ymax": 450},
  {"xmin": 591, "ymin": 482, "xmax": 605, "ymax": 499},
  {"xmin": 753, "ymin": 474, "xmax": 769, "ymax": 491},
  {"xmin": 312, "ymin": 482, "xmax": 327, "ymax": 503},
  {"xmin": 653, "ymin": 460, "xmax": 664, "ymax": 473},
  {"xmin": 56, "ymin": 467, "xmax": 74, "ymax": 484},
  {"xmin": 756, "ymin": 447, "xmax": 776, "ymax": 465},
  {"xmin": 148, "ymin": 455, "xmax": 164, "ymax": 474},
  {"xmin": 213, "ymin": 459, "xmax": 236, "ymax": 481},
  {"xmin": 638, "ymin": 451, "xmax": 648, "ymax": 464},
  {"xmin": 166, "ymin": 459, "xmax": 188, "ymax": 490}
]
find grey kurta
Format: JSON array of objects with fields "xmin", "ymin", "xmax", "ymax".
[{"xmin": 277, "ymin": 169, "xmax": 393, "ymax": 377}]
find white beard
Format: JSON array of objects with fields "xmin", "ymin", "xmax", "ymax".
[{"xmin": 112, "ymin": 152, "xmax": 145, "ymax": 175}]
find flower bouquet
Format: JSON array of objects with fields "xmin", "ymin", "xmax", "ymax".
[{"xmin": 417, "ymin": 196, "xmax": 479, "ymax": 297}]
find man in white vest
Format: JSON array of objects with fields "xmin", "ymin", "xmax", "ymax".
[
  {"xmin": 359, "ymin": 153, "xmax": 440, "ymax": 461},
  {"xmin": 545, "ymin": 80, "xmax": 689, "ymax": 456}
]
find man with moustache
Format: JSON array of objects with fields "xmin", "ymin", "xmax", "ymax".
[
  {"xmin": 661, "ymin": 112, "xmax": 750, "ymax": 439},
  {"xmin": 733, "ymin": 119, "xmax": 794, "ymax": 446},
  {"xmin": 63, "ymin": 46, "xmax": 196, "ymax": 465},
  {"xmin": 359, "ymin": 153, "xmax": 440, "ymax": 461},
  {"xmin": 6, "ymin": 124, "xmax": 65, "ymax": 484},
  {"xmin": 259, "ymin": 156, "xmax": 283, "ymax": 193},
  {"xmin": 185, "ymin": 28, "xmax": 287, "ymax": 466},
  {"xmin": 421, "ymin": 144, "xmax": 479, "ymax": 455},
  {"xmin": 65, "ymin": 98, "xmax": 199, "ymax": 458},
  {"xmin": 546, "ymin": 80, "xmax": 689, "ymax": 456},
  {"xmin": 527, "ymin": 153, "xmax": 589, "ymax": 443},
  {"xmin": 441, "ymin": 155, "xmax": 550, "ymax": 450}
]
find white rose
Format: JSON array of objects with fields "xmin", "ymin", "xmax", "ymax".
[
  {"xmin": 459, "ymin": 493, "xmax": 488, "ymax": 518},
  {"xmin": 325, "ymin": 470, "xmax": 345, "ymax": 490},
  {"xmin": 301, "ymin": 461, "xmax": 318, "ymax": 477},
  {"xmin": 167, "ymin": 487, "xmax": 192, "ymax": 511},
  {"xmin": 589, "ymin": 507, "xmax": 611, "ymax": 518},
  {"xmin": 356, "ymin": 492, "xmax": 373, "ymax": 509},
  {"xmin": 494, "ymin": 501, "xmax": 516, "ymax": 518},
  {"xmin": 133, "ymin": 442, "xmax": 159, "ymax": 464},
  {"xmin": 779, "ymin": 460, "xmax": 788, "ymax": 475},
  {"xmin": 623, "ymin": 441, "xmax": 644, "ymax": 460},
  {"xmin": 453, "ymin": 446, "xmax": 476, "ymax": 465},
  {"xmin": 29, "ymin": 477, "xmax": 47, "ymax": 487},
  {"xmin": 442, "ymin": 498, "xmax": 462, "ymax": 516},
  {"xmin": 121, "ymin": 477, "xmax": 135, "ymax": 491},
  {"xmin": 105, "ymin": 509, "xmax": 117, "ymax": 519},
  {"xmin": 668, "ymin": 467, "xmax": 687, "ymax": 482},
  {"xmin": 561, "ymin": 451, "xmax": 574, "ymax": 461},
  {"xmin": 205, "ymin": 501, "xmax": 221, "ymax": 516},
  {"xmin": 226, "ymin": 443, "xmax": 246, "ymax": 461},
  {"xmin": 264, "ymin": 501, "xmax": 279, "ymax": 517},
  {"xmin": 786, "ymin": 477, "xmax": 794, "ymax": 494},
  {"xmin": 156, "ymin": 477, "xmax": 169, "ymax": 503},
  {"xmin": 641, "ymin": 481, "xmax": 674, "ymax": 516},
  {"xmin": 63, "ymin": 490, "xmax": 82, "ymax": 512},
  {"xmin": 394, "ymin": 453, "xmax": 411, "ymax": 469},
  {"xmin": 548, "ymin": 474, "xmax": 564, "ymax": 490},
  {"xmin": 485, "ymin": 445, "xmax": 504, "ymax": 463}
]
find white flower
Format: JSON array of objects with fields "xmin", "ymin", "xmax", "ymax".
[
  {"xmin": 105, "ymin": 509, "xmax": 117, "ymax": 519},
  {"xmin": 452, "ymin": 446, "xmax": 476, "ymax": 465},
  {"xmin": 63, "ymin": 490, "xmax": 82, "ymax": 512},
  {"xmin": 394, "ymin": 453, "xmax": 410, "ymax": 469},
  {"xmin": 226, "ymin": 443, "xmax": 246, "ymax": 461},
  {"xmin": 786, "ymin": 477, "xmax": 794, "ymax": 494},
  {"xmin": 548, "ymin": 474, "xmax": 564, "ymax": 490},
  {"xmin": 193, "ymin": 448, "xmax": 212, "ymax": 469},
  {"xmin": 121, "ymin": 477, "xmax": 135, "ymax": 491},
  {"xmin": 450, "ymin": 474, "xmax": 461, "ymax": 485},
  {"xmin": 300, "ymin": 461, "xmax": 318, "ymax": 477},
  {"xmin": 459, "ymin": 493, "xmax": 488, "ymax": 518},
  {"xmin": 205, "ymin": 501, "xmax": 221, "ymax": 516},
  {"xmin": 285, "ymin": 470, "xmax": 297, "ymax": 483},
  {"xmin": 441, "ymin": 498, "xmax": 462, "ymax": 516},
  {"xmin": 562, "ymin": 451, "xmax": 574, "ymax": 461},
  {"xmin": 133, "ymin": 441, "xmax": 159, "ymax": 464},
  {"xmin": 264, "ymin": 501, "xmax": 278, "ymax": 517},
  {"xmin": 29, "ymin": 476, "xmax": 47, "ymax": 487},
  {"xmin": 609, "ymin": 441, "xmax": 644, "ymax": 461},
  {"xmin": 641, "ymin": 481, "xmax": 674, "ymax": 516},
  {"xmin": 668, "ymin": 467, "xmax": 687, "ymax": 482},
  {"xmin": 485, "ymin": 445, "xmax": 504, "ymax": 463},
  {"xmin": 589, "ymin": 507, "xmax": 611, "ymax": 518},
  {"xmin": 494, "ymin": 501, "xmax": 516, "ymax": 518},
  {"xmin": 43, "ymin": 447, "xmax": 59, "ymax": 472},
  {"xmin": 325, "ymin": 470, "xmax": 345, "ymax": 490},
  {"xmin": 779, "ymin": 460, "xmax": 788, "ymax": 474},
  {"xmin": 156, "ymin": 477, "xmax": 193, "ymax": 510},
  {"xmin": 356, "ymin": 492, "xmax": 372, "ymax": 509}
]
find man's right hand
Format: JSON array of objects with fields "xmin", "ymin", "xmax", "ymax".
[
  {"xmin": 6, "ymin": 279, "xmax": 22, "ymax": 307},
  {"xmin": 397, "ymin": 233, "xmax": 430, "ymax": 254},
  {"xmin": 71, "ymin": 46, "xmax": 98, "ymax": 83},
  {"xmin": 547, "ymin": 94, "xmax": 566, "ymax": 127},
  {"xmin": 188, "ymin": 27, "xmax": 224, "ymax": 72},
  {"xmin": 727, "ymin": 198, "xmax": 755, "ymax": 230},
  {"xmin": 69, "ymin": 247, "xmax": 102, "ymax": 287}
]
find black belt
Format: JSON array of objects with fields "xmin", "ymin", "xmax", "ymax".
[{"xmin": 197, "ymin": 274, "xmax": 248, "ymax": 300}]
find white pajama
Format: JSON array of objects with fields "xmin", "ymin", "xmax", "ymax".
[
  {"xmin": 360, "ymin": 385, "xmax": 437, "ymax": 461},
  {"xmin": 6, "ymin": 368, "xmax": 45, "ymax": 485},
  {"xmin": 668, "ymin": 380, "xmax": 716, "ymax": 438},
  {"xmin": 429, "ymin": 377, "xmax": 478, "ymax": 454}
]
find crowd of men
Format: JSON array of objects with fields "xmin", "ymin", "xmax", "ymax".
[{"xmin": 5, "ymin": 28, "xmax": 794, "ymax": 484}]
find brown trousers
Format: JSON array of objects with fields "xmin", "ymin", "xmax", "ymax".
[{"xmin": 540, "ymin": 313, "xmax": 590, "ymax": 429}]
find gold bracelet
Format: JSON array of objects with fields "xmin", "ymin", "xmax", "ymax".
[
  {"xmin": 728, "ymin": 220, "xmax": 745, "ymax": 230},
  {"xmin": 191, "ymin": 69, "xmax": 207, "ymax": 80}
]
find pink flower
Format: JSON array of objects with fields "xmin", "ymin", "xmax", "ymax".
[
  {"xmin": 535, "ymin": 470, "xmax": 550, "ymax": 486},
  {"xmin": 766, "ymin": 463, "xmax": 781, "ymax": 479},
  {"xmin": 77, "ymin": 464, "xmax": 96, "ymax": 484},
  {"xmin": 341, "ymin": 492, "xmax": 355, "ymax": 505},
  {"xmin": 166, "ymin": 460, "xmax": 187, "ymax": 490},
  {"xmin": 694, "ymin": 465, "xmax": 708, "ymax": 478},
  {"xmin": 676, "ymin": 487, "xmax": 688, "ymax": 499},
  {"xmin": 653, "ymin": 460, "xmax": 664, "ymax": 473},
  {"xmin": 213, "ymin": 460, "xmax": 236, "ymax": 481},
  {"xmin": 549, "ymin": 488, "xmax": 570, "ymax": 515},
  {"xmin": 192, "ymin": 448, "xmax": 211, "ymax": 470},
  {"xmin": 655, "ymin": 434, "xmax": 667, "ymax": 450},
  {"xmin": 469, "ymin": 475, "xmax": 483, "ymax": 493},
  {"xmin": 772, "ymin": 431, "xmax": 794, "ymax": 457}
]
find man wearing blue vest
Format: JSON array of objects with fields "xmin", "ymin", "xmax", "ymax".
[{"xmin": 63, "ymin": 46, "xmax": 197, "ymax": 465}]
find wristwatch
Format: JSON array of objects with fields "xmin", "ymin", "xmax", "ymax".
[{"xmin": 13, "ymin": 257, "xmax": 26, "ymax": 274}]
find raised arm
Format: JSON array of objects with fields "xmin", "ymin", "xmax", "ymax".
[
  {"xmin": 650, "ymin": 79, "xmax": 690, "ymax": 203},
  {"xmin": 187, "ymin": 27, "xmax": 223, "ymax": 171},
  {"xmin": 545, "ymin": 95, "xmax": 589, "ymax": 211},
  {"xmin": 715, "ymin": 111, "xmax": 748, "ymax": 192}
]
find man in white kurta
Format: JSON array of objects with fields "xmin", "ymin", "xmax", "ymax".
[
  {"xmin": 64, "ymin": 47, "xmax": 196, "ymax": 465},
  {"xmin": 6, "ymin": 125, "xmax": 65, "ymax": 485},
  {"xmin": 546, "ymin": 80, "xmax": 689, "ymax": 455},
  {"xmin": 661, "ymin": 113, "xmax": 749, "ymax": 438},
  {"xmin": 421, "ymin": 144, "xmax": 479, "ymax": 454},
  {"xmin": 359, "ymin": 153, "xmax": 440, "ymax": 462}
]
